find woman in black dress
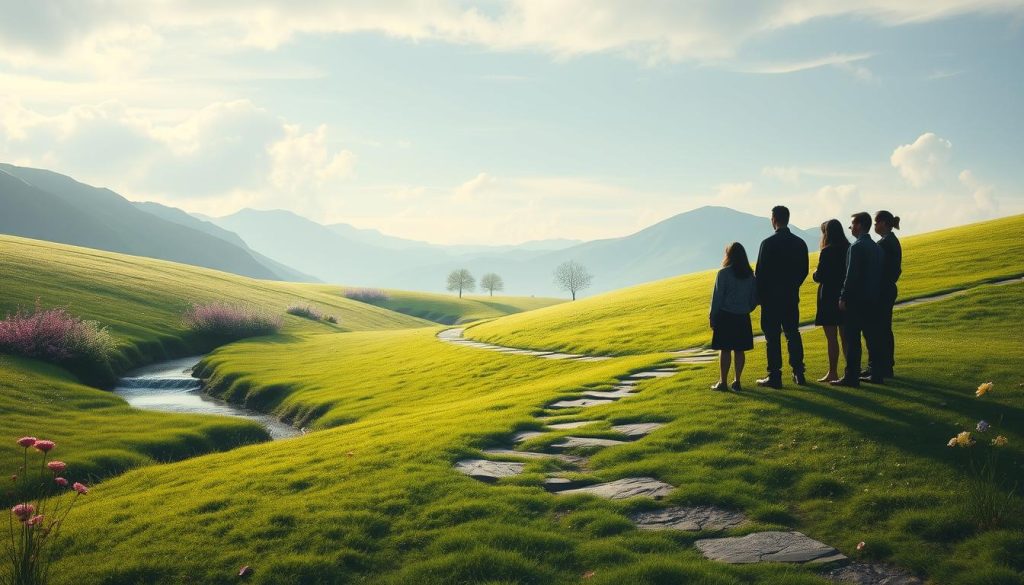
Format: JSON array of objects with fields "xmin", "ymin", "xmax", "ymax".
[
  {"xmin": 709, "ymin": 242, "xmax": 758, "ymax": 392},
  {"xmin": 812, "ymin": 219, "xmax": 850, "ymax": 383}
]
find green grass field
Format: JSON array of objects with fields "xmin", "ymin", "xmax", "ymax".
[
  {"xmin": 466, "ymin": 214, "xmax": 1024, "ymax": 355},
  {"xmin": 45, "ymin": 280, "xmax": 1024, "ymax": 585},
  {"xmin": 1, "ymin": 217, "xmax": 1022, "ymax": 585},
  {"xmin": 358, "ymin": 289, "xmax": 565, "ymax": 325}
]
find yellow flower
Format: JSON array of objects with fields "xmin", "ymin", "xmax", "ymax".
[
  {"xmin": 955, "ymin": 431, "xmax": 975, "ymax": 447},
  {"xmin": 991, "ymin": 435, "xmax": 1008, "ymax": 447},
  {"xmin": 976, "ymin": 382, "xmax": 993, "ymax": 397}
]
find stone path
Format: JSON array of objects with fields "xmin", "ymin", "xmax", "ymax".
[
  {"xmin": 632, "ymin": 506, "xmax": 747, "ymax": 531},
  {"xmin": 556, "ymin": 477, "xmax": 675, "ymax": 500},
  {"xmin": 439, "ymin": 283, "xmax": 1008, "ymax": 579},
  {"xmin": 695, "ymin": 531, "xmax": 846, "ymax": 564},
  {"xmin": 824, "ymin": 563, "xmax": 923, "ymax": 585}
]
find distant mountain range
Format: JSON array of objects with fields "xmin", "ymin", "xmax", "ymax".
[
  {"xmin": 209, "ymin": 206, "xmax": 819, "ymax": 296},
  {"xmin": 0, "ymin": 163, "xmax": 315, "ymax": 282},
  {"xmin": 0, "ymin": 163, "xmax": 820, "ymax": 297}
]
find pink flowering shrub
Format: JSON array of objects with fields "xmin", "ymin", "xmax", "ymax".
[
  {"xmin": 4, "ymin": 437, "xmax": 90, "ymax": 585},
  {"xmin": 285, "ymin": 304, "xmax": 323, "ymax": 321},
  {"xmin": 343, "ymin": 288, "xmax": 389, "ymax": 303},
  {"xmin": 182, "ymin": 303, "xmax": 281, "ymax": 338},
  {"xmin": 0, "ymin": 301, "xmax": 116, "ymax": 366}
]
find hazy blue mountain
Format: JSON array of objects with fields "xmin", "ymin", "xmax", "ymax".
[
  {"xmin": 0, "ymin": 164, "xmax": 307, "ymax": 282},
  {"xmin": 133, "ymin": 201, "xmax": 317, "ymax": 282},
  {"xmin": 216, "ymin": 209, "xmax": 448, "ymax": 287},
  {"xmin": 212, "ymin": 205, "xmax": 820, "ymax": 297}
]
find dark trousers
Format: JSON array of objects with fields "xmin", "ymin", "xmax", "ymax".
[
  {"xmin": 761, "ymin": 301, "xmax": 805, "ymax": 379},
  {"xmin": 866, "ymin": 286, "xmax": 896, "ymax": 376},
  {"xmin": 842, "ymin": 301, "xmax": 878, "ymax": 382}
]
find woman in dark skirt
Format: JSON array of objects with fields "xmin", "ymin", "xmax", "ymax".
[
  {"xmin": 812, "ymin": 219, "xmax": 850, "ymax": 382},
  {"xmin": 709, "ymin": 242, "xmax": 758, "ymax": 391}
]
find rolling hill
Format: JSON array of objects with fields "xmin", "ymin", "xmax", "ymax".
[{"xmin": 0, "ymin": 163, "xmax": 308, "ymax": 282}]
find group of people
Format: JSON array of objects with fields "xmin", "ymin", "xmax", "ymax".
[{"xmin": 708, "ymin": 205, "xmax": 902, "ymax": 391}]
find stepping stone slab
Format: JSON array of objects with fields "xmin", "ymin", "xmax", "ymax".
[
  {"xmin": 552, "ymin": 436, "xmax": 628, "ymax": 449},
  {"xmin": 557, "ymin": 477, "xmax": 675, "ymax": 500},
  {"xmin": 546, "ymin": 420, "xmax": 599, "ymax": 430},
  {"xmin": 673, "ymin": 356, "xmax": 718, "ymax": 364},
  {"xmin": 512, "ymin": 431, "xmax": 546, "ymax": 443},
  {"xmin": 695, "ymin": 531, "xmax": 846, "ymax": 564},
  {"xmin": 454, "ymin": 459, "xmax": 525, "ymax": 483},
  {"xmin": 629, "ymin": 371, "xmax": 679, "ymax": 379},
  {"xmin": 573, "ymin": 356, "xmax": 613, "ymax": 362},
  {"xmin": 631, "ymin": 506, "xmax": 746, "ymax": 531},
  {"xmin": 611, "ymin": 422, "xmax": 664, "ymax": 438},
  {"xmin": 539, "ymin": 353, "xmax": 582, "ymax": 359},
  {"xmin": 824, "ymin": 562, "xmax": 922, "ymax": 585},
  {"xmin": 482, "ymin": 449, "xmax": 586, "ymax": 466},
  {"xmin": 583, "ymin": 389, "xmax": 637, "ymax": 400},
  {"xmin": 549, "ymin": 398, "xmax": 615, "ymax": 409}
]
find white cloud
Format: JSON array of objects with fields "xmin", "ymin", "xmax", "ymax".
[
  {"xmin": 890, "ymin": 132, "xmax": 952, "ymax": 187},
  {"xmin": 737, "ymin": 52, "xmax": 875, "ymax": 80},
  {"xmin": 2, "ymin": 1, "xmax": 1022, "ymax": 75},
  {"xmin": 959, "ymin": 169, "xmax": 997, "ymax": 211},
  {"xmin": 713, "ymin": 181, "xmax": 754, "ymax": 204},
  {"xmin": 0, "ymin": 98, "xmax": 356, "ymax": 212},
  {"xmin": 269, "ymin": 124, "xmax": 355, "ymax": 195},
  {"xmin": 453, "ymin": 172, "xmax": 497, "ymax": 202},
  {"xmin": 762, "ymin": 166, "xmax": 803, "ymax": 184}
]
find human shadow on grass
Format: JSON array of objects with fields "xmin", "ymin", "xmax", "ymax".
[{"xmin": 743, "ymin": 378, "xmax": 1024, "ymax": 478}]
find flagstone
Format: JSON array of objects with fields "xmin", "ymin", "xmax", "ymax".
[
  {"xmin": 556, "ymin": 477, "xmax": 675, "ymax": 500},
  {"xmin": 695, "ymin": 531, "xmax": 846, "ymax": 564},
  {"xmin": 631, "ymin": 506, "xmax": 746, "ymax": 531}
]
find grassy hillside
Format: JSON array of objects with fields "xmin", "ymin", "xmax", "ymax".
[
  {"xmin": 0, "ymin": 235, "xmax": 430, "ymax": 487},
  {"xmin": 467, "ymin": 214, "xmax": 1024, "ymax": 355},
  {"xmin": 0, "ymin": 235, "xmax": 429, "ymax": 360},
  {"xmin": 364, "ymin": 290, "xmax": 565, "ymax": 324},
  {"xmin": 47, "ymin": 282, "xmax": 1024, "ymax": 585}
]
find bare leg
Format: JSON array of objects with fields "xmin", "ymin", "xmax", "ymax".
[
  {"xmin": 733, "ymin": 350, "xmax": 746, "ymax": 383},
  {"xmin": 820, "ymin": 325, "xmax": 840, "ymax": 382},
  {"xmin": 718, "ymin": 350, "xmax": 732, "ymax": 385}
]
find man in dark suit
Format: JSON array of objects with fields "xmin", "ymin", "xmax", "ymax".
[
  {"xmin": 755, "ymin": 205, "xmax": 809, "ymax": 388},
  {"xmin": 833, "ymin": 211, "xmax": 884, "ymax": 387}
]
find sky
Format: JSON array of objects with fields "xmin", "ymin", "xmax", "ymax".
[{"xmin": 1, "ymin": 1, "xmax": 1022, "ymax": 245}]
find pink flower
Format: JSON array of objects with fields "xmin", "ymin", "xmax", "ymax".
[
  {"xmin": 72, "ymin": 482, "xmax": 89, "ymax": 495},
  {"xmin": 47, "ymin": 460, "xmax": 67, "ymax": 473},
  {"xmin": 33, "ymin": 440, "xmax": 55, "ymax": 453},
  {"xmin": 11, "ymin": 503, "xmax": 35, "ymax": 522},
  {"xmin": 27, "ymin": 514, "xmax": 44, "ymax": 527},
  {"xmin": 55, "ymin": 477, "xmax": 68, "ymax": 487},
  {"xmin": 16, "ymin": 437, "xmax": 37, "ymax": 448}
]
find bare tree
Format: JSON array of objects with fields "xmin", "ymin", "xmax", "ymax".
[
  {"xmin": 446, "ymin": 268, "xmax": 475, "ymax": 298},
  {"xmin": 553, "ymin": 260, "xmax": 593, "ymax": 300},
  {"xmin": 480, "ymin": 273, "xmax": 504, "ymax": 296}
]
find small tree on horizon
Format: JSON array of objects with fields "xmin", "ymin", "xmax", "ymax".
[
  {"xmin": 480, "ymin": 273, "xmax": 504, "ymax": 297},
  {"xmin": 446, "ymin": 269, "xmax": 476, "ymax": 298},
  {"xmin": 553, "ymin": 260, "xmax": 593, "ymax": 301}
]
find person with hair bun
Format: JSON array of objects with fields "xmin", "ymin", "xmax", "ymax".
[{"xmin": 863, "ymin": 210, "xmax": 902, "ymax": 380}]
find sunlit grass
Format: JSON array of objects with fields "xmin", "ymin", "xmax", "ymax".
[
  {"xmin": 467, "ymin": 214, "xmax": 1024, "ymax": 355},
  {"xmin": 47, "ymin": 283, "xmax": 1024, "ymax": 585}
]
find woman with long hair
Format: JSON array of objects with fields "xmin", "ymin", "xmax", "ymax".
[
  {"xmin": 866, "ymin": 210, "xmax": 902, "ymax": 380},
  {"xmin": 812, "ymin": 219, "xmax": 850, "ymax": 382},
  {"xmin": 709, "ymin": 242, "xmax": 758, "ymax": 391}
]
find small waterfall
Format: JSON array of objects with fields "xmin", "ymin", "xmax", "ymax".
[{"xmin": 113, "ymin": 355, "xmax": 301, "ymax": 440}]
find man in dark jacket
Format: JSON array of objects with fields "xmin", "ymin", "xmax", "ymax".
[
  {"xmin": 833, "ymin": 211, "xmax": 884, "ymax": 387},
  {"xmin": 755, "ymin": 205, "xmax": 809, "ymax": 388}
]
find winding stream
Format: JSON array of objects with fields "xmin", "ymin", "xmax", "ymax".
[{"xmin": 113, "ymin": 356, "xmax": 302, "ymax": 440}]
